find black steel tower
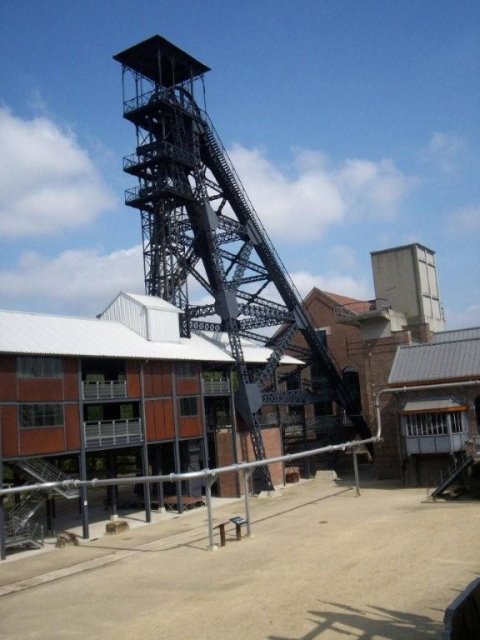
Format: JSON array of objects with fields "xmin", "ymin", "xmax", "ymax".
[{"xmin": 114, "ymin": 36, "xmax": 372, "ymax": 490}]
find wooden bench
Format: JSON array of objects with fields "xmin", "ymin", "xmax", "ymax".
[
  {"xmin": 229, "ymin": 516, "xmax": 248, "ymax": 541},
  {"xmin": 213, "ymin": 516, "xmax": 248, "ymax": 547}
]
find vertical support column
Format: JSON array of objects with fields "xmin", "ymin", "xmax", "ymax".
[
  {"xmin": 200, "ymin": 367, "xmax": 209, "ymax": 500},
  {"xmin": 77, "ymin": 360, "xmax": 89, "ymax": 539},
  {"xmin": 106, "ymin": 451, "xmax": 118, "ymax": 518},
  {"xmin": 152, "ymin": 445, "xmax": 164, "ymax": 510},
  {"xmin": 353, "ymin": 448, "xmax": 361, "ymax": 497},
  {"xmin": 140, "ymin": 361, "xmax": 151, "ymax": 522},
  {"xmin": 205, "ymin": 475, "xmax": 217, "ymax": 551},
  {"xmin": 243, "ymin": 468, "xmax": 254, "ymax": 538},
  {"xmin": 229, "ymin": 368, "xmax": 241, "ymax": 497},
  {"xmin": 171, "ymin": 368, "xmax": 183, "ymax": 513}
]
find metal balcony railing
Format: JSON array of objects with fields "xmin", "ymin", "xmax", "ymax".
[
  {"xmin": 82, "ymin": 381, "xmax": 127, "ymax": 400},
  {"xmin": 201, "ymin": 378, "xmax": 231, "ymax": 395},
  {"xmin": 334, "ymin": 298, "xmax": 389, "ymax": 324},
  {"xmin": 84, "ymin": 419, "xmax": 143, "ymax": 448}
]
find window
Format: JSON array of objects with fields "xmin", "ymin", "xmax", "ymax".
[
  {"xmin": 403, "ymin": 412, "xmax": 465, "ymax": 437},
  {"xmin": 20, "ymin": 404, "xmax": 64, "ymax": 429},
  {"xmin": 180, "ymin": 397, "xmax": 198, "ymax": 417},
  {"xmin": 177, "ymin": 362, "xmax": 197, "ymax": 378},
  {"xmin": 18, "ymin": 356, "xmax": 62, "ymax": 378}
]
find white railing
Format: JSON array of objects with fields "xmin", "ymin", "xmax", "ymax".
[
  {"xmin": 82, "ymin": 381, "xmax": 127, "ymax": 400},
  {"xmin": 201, "ymin": 378, "xmax": 231, "ymax": 395},
  {"xmin": 84, "ymin": 419, "xmax": 143, "ymax": 448}
]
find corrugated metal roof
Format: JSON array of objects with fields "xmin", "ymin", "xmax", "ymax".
[
  {"xmin": 389, "ymin": 337, "xmax": 480, "ymax": 384},
  {"xmin": 197, "ymin": 331, "xmax": 304, "ymax": 365},
  {"xmin": 0, "ymin": 310, "xmax": 233, "ymax": 362},
  {"xmin": 100, "ymin": 291, "xmax": 181, "ymax": 315},
  {"xmin": 432, "ymin": 327, "xmax": 480, "ymax": 343}
]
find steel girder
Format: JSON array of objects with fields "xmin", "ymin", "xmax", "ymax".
[{"xmin": 116, "ymin": 37, "xmax": 373, "ymax": 491}]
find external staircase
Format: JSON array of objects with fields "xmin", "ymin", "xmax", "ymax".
[
  {"xmin": 430, "ymin": 451, "xmax": 474, "ymax": 499},
  {"xmin": 5, "ymin": 457, "xmax": 78, "ymax": 551}
]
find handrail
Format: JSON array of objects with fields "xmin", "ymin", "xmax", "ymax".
[{"xmin": 0, "ymin": 422, "xmax": 381, "ymax": 552}]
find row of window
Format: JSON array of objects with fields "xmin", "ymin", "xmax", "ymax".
[
  {"xmin": 16, "ymin": 357, "xmax": 200, "ymax": 381},
  {"xmin": 403, "ymin": 411, "xmax": 465, "ymax": 438},
  {"xmin": 18, "ymin": 398, "xmax": 199, "ymax": 429}
]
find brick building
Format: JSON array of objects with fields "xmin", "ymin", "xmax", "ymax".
[
  {"xmin": 280, "ymin": 243, "xmax": 480, "ymax": 485},
  {"xmin": 0, "ymin": 292, "xmax": 297, "ymax": 552}
]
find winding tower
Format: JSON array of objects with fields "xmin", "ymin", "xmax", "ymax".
[{"xmin": 114, "ymin": 36, "xmax": 372, "ymax": 490}]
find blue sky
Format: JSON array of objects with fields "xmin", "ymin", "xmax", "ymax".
[{"xmin": 0, "ymin": 0, "xmax": 479, "ymax": 327}]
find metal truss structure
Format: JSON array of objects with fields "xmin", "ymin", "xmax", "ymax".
[{"xmin": 114, "ymin": 36, "xmax": 372, "ymax": 490}]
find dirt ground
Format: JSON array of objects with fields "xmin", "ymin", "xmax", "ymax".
[{"xmin": 1, "ymin": 473, "xmax": 479, "ymax": 639}]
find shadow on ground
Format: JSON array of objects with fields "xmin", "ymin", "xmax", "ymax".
[{"xmin": 269, "ymin": 601, "xmax": 442, "ymax": 639}]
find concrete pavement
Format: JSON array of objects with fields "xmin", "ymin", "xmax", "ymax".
[{"xmin": 1, "ymin": 474, "xmax": 479, "ymax": 639}]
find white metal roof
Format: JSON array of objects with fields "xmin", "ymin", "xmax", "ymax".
[
  {"xmin": 99, "ymin": 291, "xmax": 182, "ymax": 316},
  {"xmin": 389, "ymin": 337, "xmax": 480, "ymax": 384},
  {"xmin": 196, "ymin": 331, "xmax": 304, "ymax": 365},
  {"xmin": 0, "ymin": 310, "xmax": 233, "ymax": 362}
]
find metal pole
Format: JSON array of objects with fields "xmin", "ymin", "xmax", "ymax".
[
  {"xmin": 205, "ymin": 475, "xmax": 217, "ymax": 550},
  {"xmin": 77, "ymin": 361, "xmax": 89, "ymax": 539},
  {"xmin": 353, "ymin": 449, "xmax": 361, "ymax": 496},
  {"xmin": 243, "ymin": 469, "xmax": 254, "ymax": 537},
  {"xmin": 140, "ymin": 361, "xmax": 151, "ymax": 523},
  {"xmin": 171, "ymin": 368, "xmax": 183, "ymax": 513}
]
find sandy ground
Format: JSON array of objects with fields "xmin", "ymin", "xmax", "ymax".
[{"xmin": 1, "ymin": 474, "xmax": 479, "ymax": 640}]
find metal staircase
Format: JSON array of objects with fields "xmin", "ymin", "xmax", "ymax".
[
  {"xmin": 15, "ymin": 457, "xmax": 79, "ymax": 499},
  {"xmin": 430, "ymin": 452, "xmax": 474, "ymax": 499},
  {"xmin": 3, "ymin": 458, "xmax": 77, "ymax": 551},
  {"xmin": 114, "ymin": 36, "xmax": 373, "ymax": 492}
]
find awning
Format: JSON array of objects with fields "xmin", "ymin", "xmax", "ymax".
[{"xmin": 401, "ymin": 397, "xmax": 468, "ymax": 414}]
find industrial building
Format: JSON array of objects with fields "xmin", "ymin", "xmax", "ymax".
[{"xmin": 0, "ymin": 291, "xmax": 300, "ymax": 551}]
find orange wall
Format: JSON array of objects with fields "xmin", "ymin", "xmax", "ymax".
[
  {"xmin": 126, "ymin": 360, "xmax": 141, "ymax": 397},
  {"xmin": 65, "ymin": 405, "xmax": 81, "ymax": 450},
  {"xmin": 63, "ymin": 359, "xmax": 79, "ymax": 400},
  {"xmin": 1, "ymin": 406, "xmax": 19, "ymax": 457},
  {"xmin": 18, "ymin": 378, "xmax": 64, "ymax": 402},
  {"xmin": 20, "ymin": 427, "xmax": 65, "ymax": 456},
  {"xmin": 176, "ymin": 377, "xmax": 200, "ymax": 396},
  {"xmin": 145, "ymin": 399, "xmax": 175, "ymax": 441},
  {"xmin": 179, "ymin": 416, "xmax": 202, "ymax": 438},
  {"xmin": 143, "ymin": 361, "xmax": 172, "ymax": 397}
]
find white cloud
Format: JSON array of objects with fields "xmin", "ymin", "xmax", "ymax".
[
  {"xmin": 419, "ymin": 131, "xmax": 465, "ymax": 173},
  {"xmin": 446, "ymin": 205, "xmax": 480, "ymax": 234},
  {"xmin": 328, "ymin": 245, "xmax": 359, "ymax": 271},
  {"xmin": 0, "ymin": 245, "xmax": 144, "ymax": 315},
  {"xmin": 0, "ymin": 107, "xmax": 116, "ymax": 237},
  {"xmin": 290, "ymin": 270, "xmax": 371, "ymax": 301},
  {"xmin": 227, "ymin": 144, "xmax": 414, "ymax": 242},
  {"xmin": 445, "ymin": 304, "xmax": 480, "ymax": 330}
]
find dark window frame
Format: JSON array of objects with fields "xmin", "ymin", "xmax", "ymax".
[
  {"xmin": 19, "ymin": 403, "xmax": 65, "ymax": 429},
  {"xmin": 179, "ymin": 396, "xmax": 198, "ymax": 417},
  {"xmin": 18, "ymin": 356, "xmax": 63, "ymax": 379}
]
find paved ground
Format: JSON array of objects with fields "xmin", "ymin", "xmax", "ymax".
[{"xmin": 1, "ymin": 473, "xmax": 479, "ymax": 639}]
